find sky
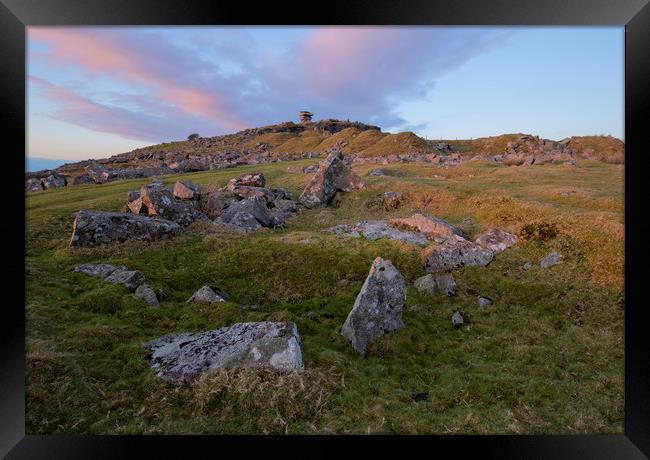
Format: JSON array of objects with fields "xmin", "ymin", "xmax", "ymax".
[{"xmin": 27, "ymin": 26, "xmax": 624, "ymax": 162}]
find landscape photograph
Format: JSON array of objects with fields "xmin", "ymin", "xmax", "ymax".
[{"xmin": 25, "ymin": 26, "xmax": 624, "ymax": 434}]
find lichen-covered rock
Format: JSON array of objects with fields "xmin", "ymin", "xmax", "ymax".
[
  {"xmin": 299, "ymin": 151, "xmax": 365, "ymax": 208},
  {"xmin": 414, "ymin": 273, "xmax": 457, "ymax": 296},
  {"xmin": 143, "ymin": 321, "xmax": 304, "ymax": 384},
  {"xmin": 197, "ymin": 191, "xmax": 237, "ymax": 220},
  {"xmin": 229, "ymin": 185, "xmax": 275, "ymax": 202},
  {"xmin": 475, "ymin": 228, "xmax": 518, "ymax": 253},
  {"xmin": 70, "ymin": 173, "xmax": 95, "ymax": 185},
  {"xmin": 135, "ymin": 283, "xmax": 160, "ymax": 307},
  {"xmin": 42, "ymin": 174, "xmax": 67, "ymax": 189},
  {"xmin": 540, "ymin": 251, "xmax": 562, "ymax": 268},
  {"xmin": 341, "ymin": 257, "xmax": 407, "ymax": 355},
  {"xmin": 390, "ymin": 213, "xmax": 463, "ymax": 241},
  {"xmin": 424, "ymin": 235, "xmax": 494, "ymax": 273},
  {"xmin": 216, "ymin": 196, "xmax": 273, "ymax": 230},
  {"xmin": 140, "ymin": 182, "xmax": 206, "ymax": 227},
  {"xmin": 187, "ymin": 285, "xmax": 229, "ymax": 303},
  {"xmin": 452, "ymin": 311, "xmax": 464, "ymax": 329},
  {"xmin": 325, "ymin": 220, "xmax": 430, "ymax": 247},
  {"xmin": 69, "ymin": 210, "xmax": 182, "ymax": 247},
  {"xmin": 477, "ymin": 296, "xmax": 492, "ymax": 308},
  {"xmin": 227, "ymin": 172, "xmax": 266, "ymax": 190},
  {"xmin": 172, "ymin": 181, "xmax": 199, "ymax": 200},
  {"xmin": 74, "ymin": 263, "xmax": 128, "ymax": 279},
  {"xmin": 26, "ymin": 178, "xmax": 44, "ymax": 192},
  {"xmin": 272, "ymin": 188, "xmax": 294, "ymax": 201},
  {"xmin": 104, "ymin": 269, "xmax": 145, "ymax": 292}
]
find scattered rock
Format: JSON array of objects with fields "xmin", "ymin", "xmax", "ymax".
[
  {"xmin": 140, "ymin": 182, "xmax": 206, "ymax": 227},
  {"xmin": 71, "ymin": 173, "xmax": 94, "ymax": 185},
  {"xmin": 187, "ymin": 285, "xmax": 229, "ymax": 303},
  {"xmin": 414, "ymin": 273, "xmax": 457, "ymax": 296},
  {"xmin": 74, "ymin": 263, "xmax": 128, "ymax": 279},
  {"xmin": 475, "ymin": 228, "xmax": 518, "ymax": 253},
  {"xmin": 104, "ymin": 269, "xmax": 146, "ymax": 292},
  {"xmin": 42, "ymin": 174, "xmax": 67, "ymax": 189},
  {"xmin": 424, "ymin": 235, "xmax": 494, "ymax": 273},
  {"xmin": 368, "ymin": 168, "xmax": 403, "ymax": 177},
  {"xmin": 477, "ymin": 296, "xmax": 492, "ymax": 308},
  {"xmin": 299, "ymin": 151, "xmax": 365, "ymax": 208},
  {"xmin": 69, "ymin": 210, "xmax": 183, "ymax": 247},
  {"xmin": 390, "ymin": 213, "xmax": 463, "ymax": 241},
  {"xmin": 172, "ymin": 181, "xmax": 199, "ymax": 200},
  {"xmin": 143, "ymin": 321, "xmax": 304, "ymax": 384},
  {"xmin": 341, "ymin": 257, "xmax": 407, "ymax": 355},
  {"xmin": 25, "ymin": 178, "xmax": 44, "ymax": 192},
  {"xmin": 271, "ymin": 187, "xmax": 294, "ymax": 201},
  {"xmin": 227, "ymin": 172, "xmax": 266, "ymax": 189},
  {"xmin": 197, "ymin": 191, "xmax": 237, "ymax": 220},
  {"xmin": 216, "ymin": 196, "xmax": 273, "ymax": 230},
  {"xmin": 452, "ymin": 311, "xmax": 464, "ymax": 329},
  {"xmin": 303, "ymin": 164, "xmax": 319, "ymax": 173},
  {"xmin": 325, "ymin": 220, "xmax": 430, "ymax": 247},
  {"xmin": 382, "ymin": 191, "xmax": 403, "ymax": 210},
  {"xmin": 229, "ymin": 185, "xmax": 275, "ymax": 202},
  {"xmin": 522, "ymin": 262, "xmax": 532, "ymax": 271},
  {"xmin": 135, "ymin": 283, "xmax": 160, "ymax": 307},
  {"xmin": 540, "ymin": 251, "xmax": 562, "ymax": 268}
]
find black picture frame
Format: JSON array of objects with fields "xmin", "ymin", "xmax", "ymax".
[{"xmin": 3, "ymin": 0, "xmax": 649, "ymax": 457}]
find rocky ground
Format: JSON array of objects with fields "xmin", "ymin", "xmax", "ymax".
[
  {"xmin": 25, "ymin": 119, "xmax": 625, "ymax": 192},
  {"xmin": 26, "ymin": 153, "xmax": 624, "ymax": 434}
]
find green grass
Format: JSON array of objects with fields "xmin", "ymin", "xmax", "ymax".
[{"xmin": 26, "ymin": 158, "xmax": 624, "ymax": 434}]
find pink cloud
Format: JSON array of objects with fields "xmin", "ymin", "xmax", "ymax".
[{"xmin": 29, "ymin": 28, "xmax": 248, "ymax": 131}]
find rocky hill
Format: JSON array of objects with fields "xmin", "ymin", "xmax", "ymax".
[{"xmin": 26, "ymin": 118, "xmax": 625, "ymax": 192}]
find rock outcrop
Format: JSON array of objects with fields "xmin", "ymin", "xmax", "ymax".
[
  {"xmin": 475, "ymin": 228, "xmax": 518, "ymax": 253},
  {"xmin": 423, "ymin": 234, "xmax": 494, "ymax": 273},
  {"xmin": 139, "ymin": 182, "xmax": 207, "ymax": 227},
  {"xmin": 187, "ymin": 285, "xmax": 229, "ymax": 303},
  {"xmin": 414, "ymin": 273, "xmax": 457, "ymax": 296},
  {"xmin": 540, "ymin": 251, "xmax": 562, "ymax": 268},
  {"xmin": 341, "ymin": 257, "xmax": 407, "ymax": 355},
  {"xmin": 299, "ymin": 151, "xmax": 365, "ymax": 208},
  {"xmin": 325, "ymin": 220, "xmax": 430, "ymax": 247},
  {"xmin": 390, "ymin": 213, "xmax": 463, "ymax": 241},
  {"xmin": 143, "ymin": 321, "xmax": 304, "ymax": 384},
  {"xmin": 74, "ymin": 263, "xmax": 159, "ymax": 306},
  {"xmin": 69, "ymin": 210, "xmax": 182, "ymax": 247}
]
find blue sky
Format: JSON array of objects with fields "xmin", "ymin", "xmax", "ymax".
[{"xmin": 27, "ymin": 26, "xmax": 624, "ymax": 162}]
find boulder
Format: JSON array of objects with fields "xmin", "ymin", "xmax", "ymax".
[
  {"xmin": 477, "ymin": 296, "xmax": 492, "ymax": 308},
  {"xmin": 382, "ymin": 191, "xmax": 403, "ymax": 210},
  {"xmin": 74, "ymin": 263, "xmax": 128, "ymax": 279},
  {"xmin": 216, "ymin": 196, "xmax": 273, "ymax": 230},
  {"xmin": 25, "ymin": 178, "xmax": 43, "ymax": 192},
  {"xmin": 452, "ymin": 311, "xmax": 464, "ymax": 329},
  {"xmin": 540, "ymin": 251, "xmax": 562, "ymax": 268},
  {"xmin": 229, "ymin": 185, "xmax": 275, "ymax": 202},
  {"xmin": 42, "ymin": 174, "xmax": 67, "ymax": 189},
  {"xmin": 272, "ymin": 188, "xmax": 294, "ymax": 201},
  {"xmin": 227, "ymin": 172, "xmax": 266, "ymax": 190},
  {"xmin": 299, "ymin": 151, "xmax": 365, "ymax": 208},
  {"xmin": 71, "ymin": 173, "xmax": 94, "ymax": 185},
  {"xmin": 475, "ymin": 228, "xmax": 518, "ymax": 253},
  {"xmin": 368, "ymin": 168, "xmax": 403, "ymax": 177},
  {"xmin": 140, "ymin": 182, "xmax": 206, "ymax": 227},
  {"xmin": 187, "ymin": 285, "xmax": 229, "ymax": 303},
  {"xmin": 303, "ymin": 164, "xmax": 319, "ymax": 173},
  {"xmin": 325, "ymin": 220, "xmax": 430, "ymax": 247},
  {"xmin": 84, "ymin": 161, "xmax": 112, "ymax": 183},
  {"xmin": 272, "ymin": 198, "xmax": 298, "ymax": 214},
  {"xmin": 390, "ymin": 213, "xmax": 463, "ymax": 241},
  {"xmin": 173, "ymin": 181, "xmax": 199, "ymax": 200},
  {"xmin": 135, "ymin": 283, "xmax": 160, "ymax": 307},
  {"xmin": 424, "ymin": 235, "xmax": 494, "ymax": 273},
  {"xmin": 341, "ymin": 257, "xmax": 407, "ymax": 355},
  {"xmin": 69, "ymin": 210, "xmax": 183, "ymax": 247},
  {"xmin": 414, "ymin": 273, "xmax": 457, "ymax": 296},
  {"xmin": 197, "ymin": 191, "xmax": 237, "ymax": 220},
  {"xmin": 143, "ymin": 321, "xmax": 304, "ymax": 384},
  {"xmin": 104, "ymin": 269, "xmax": 146, "ymax": 292}
]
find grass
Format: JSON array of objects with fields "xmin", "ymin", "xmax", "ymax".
[{"xmin": 26, "ymin": 158, "xmax": 624, "ymax": 434}]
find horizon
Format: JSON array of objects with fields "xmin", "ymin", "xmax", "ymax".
[{"xmin": 28, "ymin": 26, "xmax": 624, "ymax": 162}]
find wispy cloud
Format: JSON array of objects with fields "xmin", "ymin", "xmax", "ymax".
[{"xmin": 29, "ymin": 27, "xmax": 514, "ymax": 142}]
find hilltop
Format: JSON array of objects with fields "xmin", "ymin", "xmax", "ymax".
[{"xmin": 25, "ymin": 117, "xmax": 625, "ymax": 192}]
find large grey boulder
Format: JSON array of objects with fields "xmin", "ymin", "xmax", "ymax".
[
  {"xmin": 69, "ymin": 210, "xmax": 183, "ymax": 247},
  {"xmin": 414, "ymin": 273, "xmax": 457, "ymax": 296},
  {"xmin": 197, "ymin": 191, "xmax": 238, "ymax": 220},
  {"xmin": 299, "ymin": 151, "xmax": 365, "ymax": 208},
  {"xmin": 74, "ymin": 263, "xmax": 128, "ymax": 279},
  {"xmin": 143, "ymin": 321, "xmax": 304, "ymax": 384},
  {"xmin": 42, "ymin": 174, "xmax": 67, "ymax": 189},
  {"xmin": 25, "ymin": 178, "xmax": 44, "ymax": 192},
  {"xmin": 187, "ymin": 285, "xmax": 229, "ymax": 303},
  {"xmin": 229, "ymin": 185, "xmax": 276, "ymax": 202},
  {"xmin": 424, "ymin": 235, "xmax": 494, "ymax": 273},
  {"xmin": 172, "ymin": 181, "xmax": 199, "ymax": 200},
  {"xmin": 452, "ymin": 311, "xmax": 464, "ymax": 329},
  {"xmin": 84, "ymin": 161, "xmax": 112, "ymax": 183},
  {"xmin": 216, "ymin": 196, "xmax": 273, "ymax": 230},
  {"xmin": 341, "ymin": 257, "xmax": 407, "ymax": 355},
  {"xmin": 475, "ymin": 228, "xmax": 518, "ymax": 253},
  {"xmin": 140, "ymin": 182, "xmax": 206, "ymax": 227},
  {"xmin": 226, "ymin": 172, "xmax": 266, "ymax": 190}
]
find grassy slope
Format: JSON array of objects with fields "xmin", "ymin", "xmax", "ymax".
[{"xmin": 26, "ymin": 159, "xmax": 623, "ymax": 434}]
